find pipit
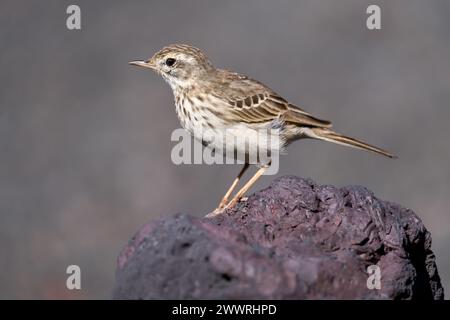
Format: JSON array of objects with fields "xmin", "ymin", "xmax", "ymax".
[{"xmin": 130, "ymin": 44, "xmax": 394, "ymax": 216}]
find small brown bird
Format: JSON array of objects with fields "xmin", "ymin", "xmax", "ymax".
[{"xmin": 130, "ymin": 44, "xmax": 394, "ymax": 215}]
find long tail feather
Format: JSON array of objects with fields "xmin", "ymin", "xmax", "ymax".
[{"xmin": 307, "ymin": 128, "xmax": 395, "ymax": 158}]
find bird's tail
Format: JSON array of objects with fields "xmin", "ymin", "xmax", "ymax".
[{"xmin": 307, "ymin": 128, "xmax": 395, "ymax": 158}]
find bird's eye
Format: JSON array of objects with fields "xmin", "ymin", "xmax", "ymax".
[{"xmin": 165, "ymin": 58, "xmax": 176, "ymax": 67}]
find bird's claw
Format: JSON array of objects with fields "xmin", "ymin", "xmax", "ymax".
[
  {"xmin": 206, "ymin": 196, "xmax": 248, "ymax": 218},
  {"xmin": 205, "ymin": 206, "xmax": 225, "ymax": 218}
]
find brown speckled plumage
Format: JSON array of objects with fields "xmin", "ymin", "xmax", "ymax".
[{"xmin": 130, "ymin": 44, "xmax": 394, "ymax": 215}]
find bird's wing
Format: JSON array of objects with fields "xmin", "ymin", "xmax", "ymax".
[{"xmin": 214, "ymin": 73, "xmax": 332, "ymax": 128}]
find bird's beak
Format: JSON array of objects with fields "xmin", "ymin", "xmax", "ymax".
[{"xmin": 129, "ymin": 60, "xmax": 156, "ymax": 70}]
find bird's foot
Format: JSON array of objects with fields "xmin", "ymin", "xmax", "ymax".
[
  {"xmin": 222, "ymin": 195, "xmax": 246, "ymax": 211},
  {"xmin": 225, "ymin": 199, "xmax": 238, "ymax": 210},
  {"xmin": 205, "ymin": 202, "xmax": 227, "ymax": 217},
  {"xmin": 205, "ymin": 206, "xmax": 224, "ymax": 218},
  {"xmin": 205, "ymin": 197, "xmax": 248, "ymax": 218}
]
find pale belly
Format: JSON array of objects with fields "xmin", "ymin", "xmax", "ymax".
[{"xmin": 175, "ymin": 100, "xmax": 285, "ymax": 164}]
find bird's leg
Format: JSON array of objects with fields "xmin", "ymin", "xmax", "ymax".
[
  {"xmin": 225, "ymin": 163, "xmax": 270, "ymax": 209},
  {"xmin": 218, "ymin": 163, "xmax": 250, "ymax": 209},
  {"xmin": 211, "ymin": 163, "xmax": 249, "ymax": 214}
]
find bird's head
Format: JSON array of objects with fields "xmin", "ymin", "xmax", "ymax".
[{"xmin": 130, "ymin": 44, "xmax": 214, "ymax": 91}]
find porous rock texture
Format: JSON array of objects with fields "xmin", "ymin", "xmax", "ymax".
[{"xmin": 113, "ymin": 176, "xmax": 444, "ymax": 299}]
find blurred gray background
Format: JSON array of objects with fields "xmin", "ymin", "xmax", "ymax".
[{"xmin": 1, "ymin": 0, "xmax": 449, "ymax": 299}]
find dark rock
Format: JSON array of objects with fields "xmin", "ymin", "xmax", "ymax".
[{"xmin": 113, "ymin": 176, "xmax": 444, "ymax": 299}]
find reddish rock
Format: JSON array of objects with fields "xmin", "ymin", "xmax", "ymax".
[{"xmin": 113, "ymin": 176, "xmax": 444, "ymax": 299}]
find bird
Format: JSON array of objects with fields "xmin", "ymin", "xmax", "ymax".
[{"xmin": 129, "ymin": 44, "xmax": 394, "ymax": 216}]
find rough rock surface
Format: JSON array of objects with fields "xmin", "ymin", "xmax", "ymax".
[{"xmin": 113, "ymin": 176, "xmax": 444, "ymax": 299}]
